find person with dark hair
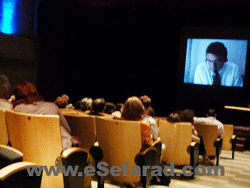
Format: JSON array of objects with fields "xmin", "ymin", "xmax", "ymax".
[
  {"xmin": 12, "ymin": 81, "xmax": 78, "ymax": 150},
  {"xmin": 88, "ymin": 98, "xmax": 105, "ymax": 116},
  {"xmin": 179, "ymin": 109, "xmax": 200, "ymax": 143},
  {"xmin": 193, "ymin": 108, "xmax": 225, "ymax": 165},
  {"xmin": 139, "ymin": 95, "xmax": 158, "ymax": 141},
  {"xmin": 194, "ymin": 42, "xmax": 242, "ymax": 86},
  {"xmin": 104, "ymin": 102, "xmax": 116, "ymax": 114},
  {"xmin": 194, "ymin": 108, "xmax": 225, "ymax": 138},
  {"xmin": 166, "ymin": 112, "xmax": 181, "ymax": 123}
]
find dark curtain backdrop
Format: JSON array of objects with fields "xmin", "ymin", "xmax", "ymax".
[{"xmin": 38, "ymin": 0, "xmax": 250, "ymax": 119}]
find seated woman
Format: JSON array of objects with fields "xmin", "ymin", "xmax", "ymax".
[
  {"xmin": 12, "ymin": 81, "xmax": 78, "ymax": 150},
  {"xmin": 121, "ymin": 96, "xmax": 153, "ymax": 150}
]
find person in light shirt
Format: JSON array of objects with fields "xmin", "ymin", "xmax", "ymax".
[
  {"xmin": 194, "ymin": 42, "xmax": 242, "ymax": 87},
  {"xmin": 193, "ymin": 108, "xmax": 225, "ymax": 138}
]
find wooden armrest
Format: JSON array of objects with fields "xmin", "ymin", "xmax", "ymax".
[
  {"xmin": 0, "ymin": 144, "xmax": 23, "ymax": 157},
  {"xmin": 61, "ymin": 147, "xmax": 88, "ymax": 158},
  {"xmin": 0, "ymin": 162, "xmax": 39, "ymax": 180},
  {"xmin": 151, "ymin": 137, "xmax": 161, "ymax": 147}
]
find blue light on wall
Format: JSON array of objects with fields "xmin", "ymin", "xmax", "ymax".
[{"xmin": 1, "ymin": 0, "xmax": 17, "ymax": 34}]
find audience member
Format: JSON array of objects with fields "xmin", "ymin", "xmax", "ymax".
[
  {"xmin": 166, "ymin": 112, "xmax": 181, "ymax": 123},
  {"xmin": 0, "ymin": 75, "xmax": 12, "ymax": 112},
  {"xmin": 104, "ymin": 102, "xmax": 116, "ymax": 114},
  {"xmin": 81, "ymin": 97, "xmax": 93, "ymax": 111},
  {"xmin": 179, "ymin": 109, "xmax": 200, "ymax": 143},
  {"xmin": 139, "ymin": 95, "xmax": 153, "ymax": 115},
  {"xmin": 88, "ymin": 98, "xmax": 105, "ymax": 116},
  {"xmin": 74, "ymin": 100, "xmax": 81, "ymax": 110},
  {"xmin": 194, "ymin": 108, "xmax": 225, "ymax": 138},
  {"xmin": 115, "ymin": 103, "xmax": 123, "ymax": 112},
  {"xmin": 121, "ymin": 96, "xmax": 153, "ymax": 150},
  {"xmin": 141, "ymin": 97, "xmax": 158, "ymax": 141},
  {"xmin": 12, "ymin": 81, "xmax": 78, "ymax": 150},
  {"xmin": 55, "ymin": 94, "xmax": 69, "ymax": 108}
]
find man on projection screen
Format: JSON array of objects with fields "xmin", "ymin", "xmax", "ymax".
[{"xmin": 194, "ymin": 42, "xmax": 242, "ymax": 87}]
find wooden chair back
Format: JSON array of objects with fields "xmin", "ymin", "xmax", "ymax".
[
  {"xmin": 5, "ymin": 111, "xmax": 64, "ymax": 188},
  {"xmin": 64, "ymin": 113, "xmax": 96, "ymax": 151},
  {"xmin": 194, "ymin": 123, "xmax": 218, "ymax": 156},
  {"xmin": 0, "ymin": 110, "xmax": 8, "ymax": 145},
  {"xmin": 159, "ymin": 120, "xmax": 192, "ymax": 165},
  {"xmin": 95, "ymin": 116, "xmax": 141, "ymax": 183},
  {"xmin": 222, "ymin": 124, "xmax": 234, "ymax": 150}
]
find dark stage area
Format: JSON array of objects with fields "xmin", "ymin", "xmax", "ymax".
[{"xmin": 36, "ymin": 1, "xmax": 250, "ymax": 124}]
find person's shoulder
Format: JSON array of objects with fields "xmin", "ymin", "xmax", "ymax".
[
  {"xmin": 195, "ymin": 62, "xmax": 207, "ymax": 71},
  {"xmin": 224, "ymin": 61, "xmax": 238, "ymax": 70},
  {"xmin": 38, "ymin": 102, "xmax": 58, "ymax": 108}
]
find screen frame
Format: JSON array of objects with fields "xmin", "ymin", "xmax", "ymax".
[{"xmin": 178, "ymin": 26, "xmax": 250, "ymax": 88}]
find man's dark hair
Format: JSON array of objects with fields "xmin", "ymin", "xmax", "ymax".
[
  {"xmin": 92, "ymin": 98, "xmax": 106, "ymax": 113},
  {"xmin": 206, "ymin": 42, "xmax": 228, "ymax": 62},
  {"xmin": 207, "ymin": 108, "xmax": 217, "ymax": 117},
  {"xmin": 179, "ymin": 109, "xmax": 195, "ymax": 124},
  {"xmin": 104, "ymin": 102, "xmax": 116, "ymax": 114}
]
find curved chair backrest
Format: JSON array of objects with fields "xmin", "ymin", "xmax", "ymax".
[
  {"xmin": 0, "ymin": 110, "xmax": 8, "ymax": 145},
  {"xmin": 64, "ymin": 113, "xmax": 96, "ymax": 151},
  {"xmin": 95, "ymin": 116, "xmax": 141, "ymax": 183},
  {"xmin": 159, "ymin": 120, "xmax": 192, "ymax": 165},
  {"xmin": 0, "ymin": 145, "xmax": 23, "ymax": 169},
  {"xmin": 5, "ymin": 111, "xmax": 64, "ymax": 188},
  {"xmin": 59, "ymin": 147, "xmax": 89, "ymax": 188},
  {"xmin": 0, "ymin": 162, "xmax": 42, "ymax": 188},
  {"xmin": 194, "ymin": 123, "xmax": 218, "ymax": 156},
  {"xmin": 222, "ymin": 124, "xmax": 234, "ymax": 150}
]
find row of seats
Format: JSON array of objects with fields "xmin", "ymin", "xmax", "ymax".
[{"xmin": 0, "ymin": 109, "xmax": 237, "ymax": 187}]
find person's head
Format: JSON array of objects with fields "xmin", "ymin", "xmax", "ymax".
[
  {"xmin": 206, "ymin": 42, "xmax": 228, "ymax": 72},
  {"xmin": 144, "ymin": 106, "xmax": 155, "ymax": 117},
  {"xmin": 115, "ymin": 103, "xmax": 124, "ymax": 112},
  {"xmin": 104, "ymin": 102, "xmax": 116, "ymax": 114},
  {"xmin": 81, "ymin": 97, "xmax": 93, "ymax": 111},
  {"xmin": 139, "ymin": 95, "xmax": 151, "ymax": 110},
  {"xmin": 166, "ymin": 112, "xmax": 181, "ymax": 123},
  {"xmin": 92, "ymin": 98, "xmax": 105, "ymax": 113},
  {"xmin": 179, "ymin": 109, "xmax": 195, "ymax": 124},
  {"xmin": 121, "ymin": 96, "xmax": 145, "ymax": 121},
  {"xmin": 55, "ymin": 94, "xmax": 69, "ymax": 108},
  {"xmin": 206, "ymin": 108, "xmax": 217, "ymax": 117},
  {"xmin": 13, "ymin": 81, "xmax": 44, "ymax": 107},
  {"xmin": 55, "ymin": 96, "xmax": 68, "ymax": 108},
  {"xmin": 0, "ymin": 75, "xmax": 10, "ymax": 99}
]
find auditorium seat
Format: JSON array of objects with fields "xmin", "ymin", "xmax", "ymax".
[
  {"xmin": 5, "ymin": 111, "xmax": 64, "ymax": 188},
  {"xmin": 0, "ymin": 162, "xmax": 43, "ymax": 188},
  {"xmin": 56, "ymin": 147, "xmax": 90, "ymax": 188},
  {"xmin": 0, "ymin": 145, "xmax": 23, "ymax": 169},
  {"xmin": 64, "ymin": 113, "xmax": 96, "ymax": 151},
  {"xmin": 92, "ymin": 116, "xmax": 160, "ymax": 188},
  {"xmin": 222, "ymin": 124, "xmax": 236, "ymax": 159},
  {"xmin": 194, "ymin": 123, "xmax": 222, "ymax": 166},
  {"xmin": 0, "ymin": 110, "xmax": 8, "ymax": 145},
  {"xmin": 159, "ymin": 120, "xmax": 199, "ymax": 179}
]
